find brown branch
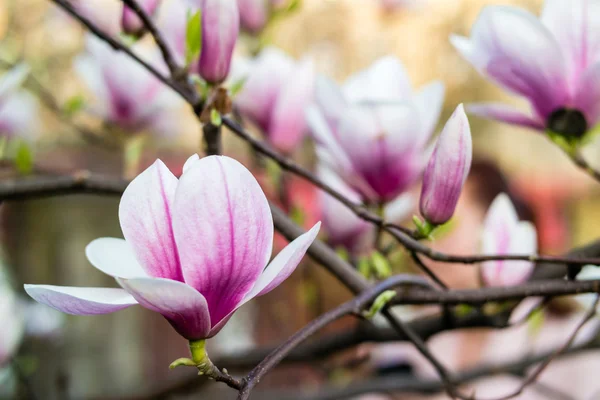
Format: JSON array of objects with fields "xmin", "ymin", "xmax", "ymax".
[{"xmin": 235, "ymin": 275, "xmax": 434, "ymax": 400}]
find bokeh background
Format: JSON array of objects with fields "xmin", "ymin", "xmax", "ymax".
[{"xmin": 2, "ymin": 0, "xmax": 600, "ymax": 399}]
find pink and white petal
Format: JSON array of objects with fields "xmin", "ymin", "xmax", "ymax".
[
  {"xmin": 209, "ymin": 223, "xmax": 321, "ymax": 330},
  {"xmin": 85, "ymin": 238, "xmax": 147, "ymax": 279},
  {"xmin": 0, "ymin": 92, "xmax": 39, "ymax": 140},
  {"xmin": 117, "ymin": 277, "xmax": 211, "ymax": 340},
  {"xmin": 246, "ymin": 222, "xmax": 320, "ymax": 299},
  {"xmin": 412, "ymin": 81, "xmax": 445, "ymax": 143},
  {"xmin": 268, "ymin": 58, "xmax": 315, "ymax": 153},
  {"xmin": 173, "ymin": 156, "xmax": 273, "ymax": 325},
  {"xmin": 499, "ymin": 222, "xmax": 537, "ymax": 286},
  {"xmin": 314, "ymin": 75, "xmax": 347, "ymax": 129},
  {"xmin": 482, "ymin": 193, "xmax": 519, "ymax": 238},
  {"xmin": 119, "ymin": 160, "xmax": 182, "ymax": 281},
  {"xmin": 343, "ymin": 56, "xmax": 412, "ymax": 102},
  {"xmin": 466, "ymin": 103, "xmax": 544, "ymax": 130},
  {"xmin": 384, "ymin": 193, "xmax": 415, "ymax": 224},
  {"xmin": 0, "ymin": 64, "xmax": 29, "ymax": 99},
  {"xmin": 572, "ymin": 62, "xmax": 600, "ymax": 127},
  {"xmin": 453, "ymin": 6, "xmax": 569, "ymax": 118},
  {"xmin": 182, "ymin": 153, "xmax": 200, "ymax": 173},
  {"xmin": 24, "ymin": 285, "xmax": 137, "ymax": 315},
  {"xmin": 541, "ymin": 0, "xmax": 600, "ymax": 81}
]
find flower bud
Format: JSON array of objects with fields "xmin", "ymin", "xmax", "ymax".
[
  {"xmin": 419, "ymin": 104, "xmax": 472, "ymax": 225},
  {"xmin": 121, "ymin": 0, "xmax": 161, "ymax": 36},
  {"xmin": 237, "ymin": 0, "xmax": 268, "ymax": 33},
  {"xmin": 198, "ymin": 0, "xmax": 240, "ymax": 84}
]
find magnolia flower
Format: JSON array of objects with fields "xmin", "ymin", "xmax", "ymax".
[
  {"xmin": 0, "ymin": 64, "xmax": 38, "ymax": 140},
  {"xmin": 307, "ymin": 56, "xmax": 444, "ymax": 203},
  {"xmin": 122, "ymin": 0, "xmax": 162, "ymax": 35},
  {"xmin": 158, "ymin": 0, "xmax": 239, "ymax": 83},
  {"xmin": 480, "ymin": 194, "xmax": 537, "ymax": 287},
  {"xmin": 451, "ymin": 0, "xmax": 600, "ymax": 138},
  {"xmin": 419, "ymin": 104, "xmax": 472, "ymax": 225},
  {"xmin": 67, "ymin": 0, "xmax": 122, "ymax": 37},
  {"xmin": 25, "ymin": 155, "xmax": 320, "ymax": 341},
  {"xmin": 238, "ymin": 0, "xmax": 269, "ymax": 33},
  {"xmin": 236, "ymin": 47, "xmax": 315, "ymax": 154},
  {"xmin": 197, "ymin": 0, "xmax": 240, "ymax": 83},
  {"xmin": 74, "ymin": 35, "xmax": 182, "ymax": 136},
  {"xmin": 318, "ymin": 165, "xmax": 414, "ymax": 255}
]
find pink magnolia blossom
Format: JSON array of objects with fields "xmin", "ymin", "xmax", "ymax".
[
  {"xmin": 0, "ymin": 64, "xmax": 39, "ymax": 140},
  {"xmin": 67, "ymin": 0, "xmax": 122, "ymax": 37},
  {"xmin": 307, "ymin": 56, "xmax": 445, "ymax": 203},
  {"xmin": 25, "ymin": 155, "xmax": 320, "ymax": 341},
  {"xmin": 451, "ymin": 0, "xmax": 600, "ymax": 137},
  {"xmin": 420, "ymin": 104, "xmax": 472, "ymax": 225},
  {"xmin": 235, "ymin": 47, "xmax": 315, "ymax": 154},
  {"xmin": 480, "ymin": 194, "xmax": 537, "ymax": 287},
  {"xmin": 122, "ymin": 0, "xmax": 162, "ymax": 35},
  {"xmin": 196, "ymin": 0, "xmax": 240, "ymax": 83},
  {"xmin": 74, "ymin": 35, "xmax": 182, "ymax": 136},
  {"xmin": 237, "ymin": 0, "xmax": 268, "ymax": 33},
  {"xmin": 318, "ymin": 165, "xmax": 414, "ymax": 255}
]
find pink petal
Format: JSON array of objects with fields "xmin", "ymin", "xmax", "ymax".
[
  {"xmin": 541, "ymin": 0, "xmax": 600, "ymax": 84},
  {"xmin": 209, "ymin": 222, "xmax": 321, "ymax": 335},
  {"xmin": 24, "ymin": 285, "xmax": 137, "ymax": 315},
  {"xmin": 572, "ymin": 62, "xmax": 600, "ymax": 126},
  {"xmin": 268, "ymin": 58, "xmax": 315, "ymax": 153},
  {"xmin": 85, "ymin": 238, "xmax": 148, "ymax": 278},
  {"xmin": 467, "ymin": 103, "xmax": 544, "ymax": 130},
  {"xmin": 342, "ymin": 56, "xmax": 412, "ymax": 102},
  {"xmin": 182, "ymin": 153, "xmax": 200, "ymax": 173},
  {"xmin": 172, "ymin": 156, "xmax": 273, "ymax": 326},
  {"xmin": 117, "ymin": 277, "xmax": 211, "ymax": 340},
  {"xmin": 450, "ymin": 7, "xmax": 569, "ymax": 119},
  {"xmin": 119, "ymin": 160, "xmax": 182, "ymax": 281}
]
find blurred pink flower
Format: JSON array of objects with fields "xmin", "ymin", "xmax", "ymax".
[
  {"xmin": 74, "ymin": 35, "xmax": 182, "ymax": 136},
  {"xmin": 121, "ymin": 0, "xmax": 162, "ymax": 35},
  {"xmin": 452, "ymin": 0, "xmax": 600, "ymax": 137},
  {"xmin": 379, "ymin": 0, "xmax": 421, "ymax": 11},
  {"xmin": 480, "ymin": 194, "xmax": 537, "ymax": 287},
  {"xmin": 307, "ymin": 56, "xmax": 444, "ymax": 203},
  {"xmin": 238, "ymin": 0, "xmax": 268, "ymax": 33},
  {"xmin": 318, "ymin": 165, "xmax": 414, "ymax": 255},
  {"xmin": 236, "ymin": 47, "xmax": 315, "ymax": 154},
  {"xmin": 0, "ymin": 64, "xmax": 38, "ymax": 140},
  {"xmin": 68, "ymin": 0, "xmax": 122, "ymax": 37},
  {"xmin": 420, "ymin": 104, "xmax": 472, "ymax": 225},
  {"xmin": 25, "ymin": 155, "xmax": 320, "ymax": 341}
]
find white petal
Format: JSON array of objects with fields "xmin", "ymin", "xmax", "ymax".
[{"xmin": 85, "ymin": 238, "xmax": 148, "ymax": 278}]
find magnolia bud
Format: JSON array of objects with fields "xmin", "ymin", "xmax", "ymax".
[
  {"xmin": 238, "ymin": 0, "xmax": 268, "ymax": 33},
  {"xmin": 419, "ymin": 104, "xmax": 472, "ymax": 225},
  {"xmin": 121, "ymin": 0, "xmax": 161, "ymax": 36},
  {"xmin": 198, "ymin": 0, "xmax": 240, "ymax": 83}
]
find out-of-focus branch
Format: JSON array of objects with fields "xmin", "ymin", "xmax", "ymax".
[
  {"xmin": 257, "ymin": 340, "xmax": 600, "ymax": 400},
  {"xmin": 235, "ymin": 275, "xmax": 434, "ymax": 400}
]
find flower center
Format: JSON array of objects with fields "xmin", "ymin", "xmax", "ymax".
[{"xmin": 546, "ymin": 108, "xmax": 588, "ymax": 138}]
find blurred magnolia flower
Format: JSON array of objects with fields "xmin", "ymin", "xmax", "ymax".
[
  {"xmin": 480, "ymin": 194, "xmax": 537, "ymax": 287},
  {"xmin": 318, "ymin": 165, "xmax": 414, "ymax": 256},
  {"xmin": 307, "ymin": 56, "xmax": 444, "ymax": 203},
  {"xmin": 379, "ymin": 0, "xmax": 421, "ymax": 11},
  {"xmin": 452, "ymin": 0, "xmax": 600, "ymax": 138},
  {"xmin": 159, "ymin": 0, "xmax": 239, "ymax": 83},
  {"xmin": 235, "ymin": 47, "xmax": 315, "ymax": 154},
  {"xmin": 74, "ymin": 35, "xmax": 182, "ymax": 136},
  {"xmin": 237, "ymin": 0, "xmax": 286, "ymax": 33},
  {"xmin": 67, "ymin": 0, "xmax": 122, "ymax": 37},
  {"xmin": 574, "ymin": 265, "xmax": 600, "ymax": 310},
  {"xmin": 0, "ymin": 64, "xmax": 39, "ymax": 140},
  {"xmin": 122, "ymin": 0, "xmax": 162, "ymax": 35},
  {"xmin": 25, "ymin": 155, "xmax": 320, "ymax": 342},
  {"xmin": 420, "ymin": 104, "xmax": 472, "ymax": 225}
]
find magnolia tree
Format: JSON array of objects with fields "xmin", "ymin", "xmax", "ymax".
[{"xmin": 2, "ymin": 0, "xmax": 600, "ymax": 399}]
